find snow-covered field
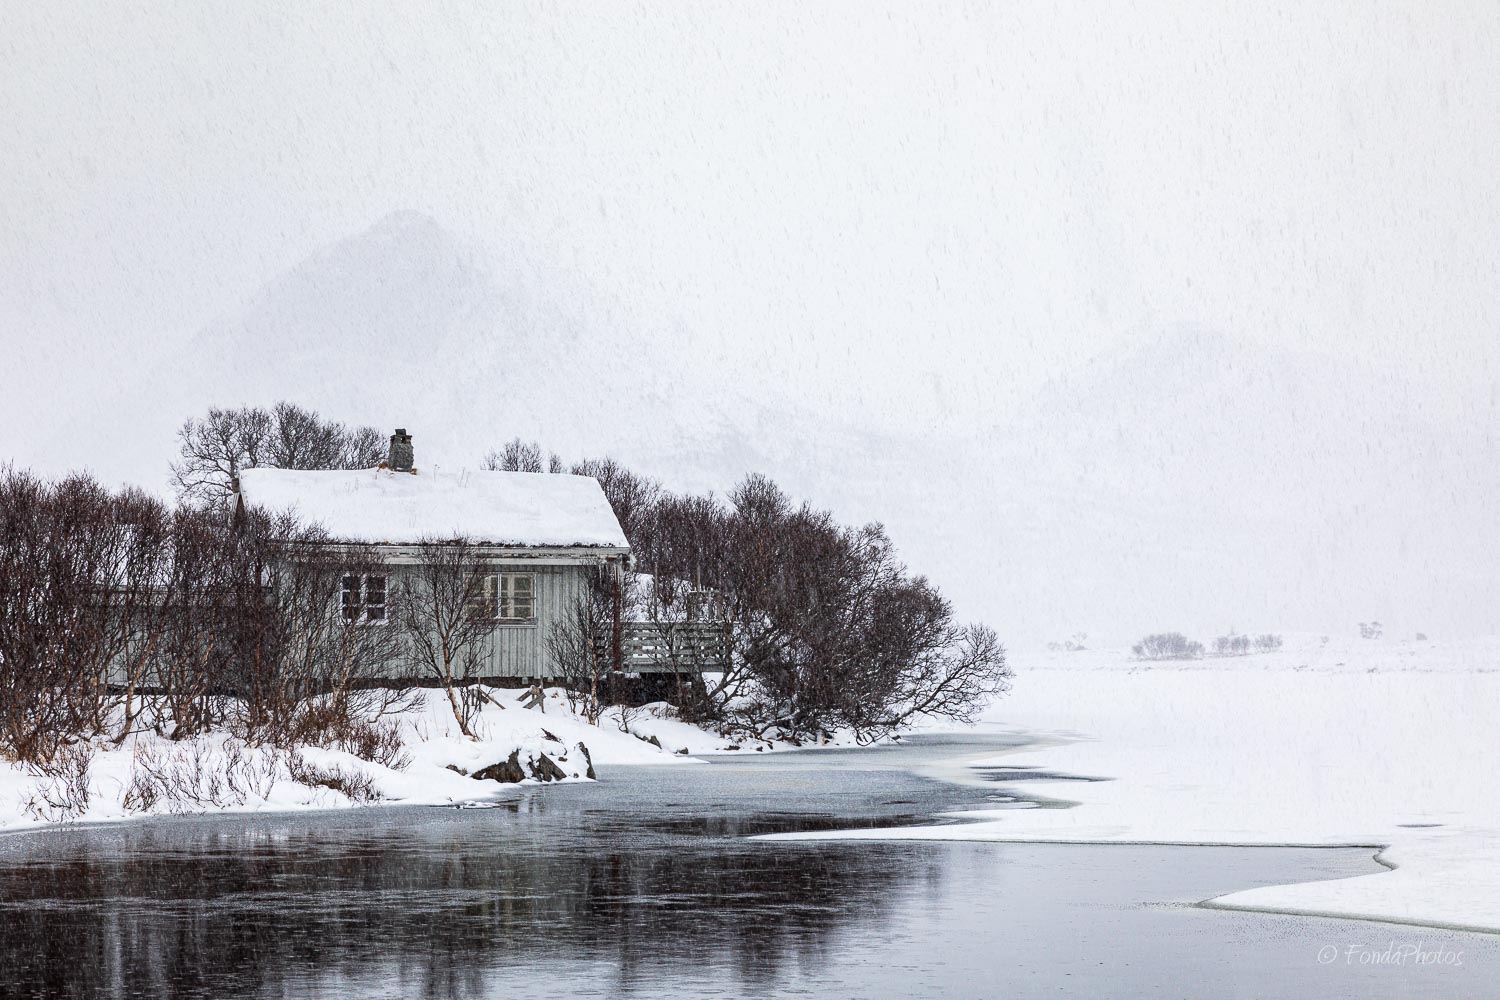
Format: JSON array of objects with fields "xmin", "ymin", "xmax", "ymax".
[
  {"xmin": 773, "ymin": 634, "xmax": 1500, "ymax": 933},
  {"xmin": 0, "ymin": 687, "xmax": 802, "ymax": 836}
]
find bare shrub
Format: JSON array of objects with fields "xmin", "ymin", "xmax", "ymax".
[
  {"xmin": 22, "ymin": 743, "xmax": 93, "ymax": 823},
  {"xmin": 279, "ymin": 704, "xmax": 412, "ymax": 770},
  {"xmin": 342, "ymin": 719, "xmax": 412, "ymax": 770},
  {"xmin": 286, "ymin": 752, "xmax": 380, "ymax": 802},
  {"xmin": 123, "ymin": 738, "xmax": 281, "ymax": 814},
  {"xmin": 1047, "ymin": 632, "xmax": 1089, "ymax": 653},
  {"xmin": 614, "ymin": 701, "xmax": 646, "ymax": 736},
  {"xmin": 0, "ymin": 470, "xmax": 107, "ymax": 761}
]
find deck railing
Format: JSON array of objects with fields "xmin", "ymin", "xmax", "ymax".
[{"xmin": 598, "ymin": 620, "xmax": 730, "ymax": 673}]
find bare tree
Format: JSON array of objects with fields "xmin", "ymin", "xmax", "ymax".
[
  {"xmin": 99, "ymin": 489, "xmax": 176, "ymax": 743},
  {"xmin": 152, "ymin": 506, "xmax": 243, "ymax": 739},
  {"xmin": 546, "ymin": 566, "xmax": 617, "ymax": 725},
  {"xmin": 171, "ymin": 402, "xmax": 384, "ymax": 512},
  {"xmin": 169, "ymin": 408, "xmax": 271, "ymax": 511},
  {"xmin": 869, "ymin": 624, "xmax": 1009, "ymax": 739},
  {"xmin": 572, "ymin": 457, "xmax": 662, "ymax": 555},
  {"xmin": 0, "ymin": 469, "xmax": 118, "ymax": 762},
  {"xmin": 0, "ymin": 466, "xmax": 412, "ymax": 770},
  {"xmin": 218, "ymin": 513, "xmax": 408, "ymax": 745},
  {"xmin": 625, "ymin": 472, "xmax": 1011, "ymax": 742},
  {"xmin": 483, "ymin": 438, "xmax": 559, "ymax": 474},
  {"xmin": 394, "ymin": 537, "xmax": 498, "ymax": 738}
]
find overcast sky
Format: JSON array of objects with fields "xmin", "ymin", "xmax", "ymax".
[
  {"xmin": 5, "ymin": 3, "xmax": 1500, "ymax": 639},
  {"xmin": 7, "ymin": 3, "xmax": 1498, "ymax": 403}
]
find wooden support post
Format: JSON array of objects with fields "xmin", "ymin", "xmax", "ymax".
[{"xmin": 612, "ymin": 557, "xmax": 623, "ymax": 676}]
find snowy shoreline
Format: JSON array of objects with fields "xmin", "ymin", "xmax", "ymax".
[
  {"xmin": 766, "ymin": 635, "xmax": 1500, "ymax": 935},
  {"xmin": 13, "ymin": 634, "xmax": 1496, "ymax": 939},
  {"xmin": 0, "ymin": 686, "xmax": 848, "ymax": 838}
]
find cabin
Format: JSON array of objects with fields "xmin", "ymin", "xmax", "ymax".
[{"xmin": 234, "ymin": 429, "xmax": 725, "ymax": 685}]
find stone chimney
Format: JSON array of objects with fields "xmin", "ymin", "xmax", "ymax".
[{"xmin": 388, "ymin": 428, "xmax": 414, "ymax": 472}]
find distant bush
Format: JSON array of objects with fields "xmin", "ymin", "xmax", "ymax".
[
  {"xmin": 1415, "ymin": 633, "xmax": 1428, "ymax": 641},
  {"xmin": 1132, "ymin": 633, "xmax": 1204, "ymax": 660},
  {"xmin": 1253, "ymin": 634, "xmax": 1284, "ymax": 653},
  {"xmin": 1358, "ymin": 621, "xmax": 1384, "ymax": 640},
  {"xmin": 1046, "ymin": 632, "xmax": 1089, "ymax": 653},
  {"xmin": 1212, "ymin": 633, "xmax": 1251, "ymax": 656},
  {"xmin": 1210, "ymin": 632, "xmax": 1283, "ymax": 656}
]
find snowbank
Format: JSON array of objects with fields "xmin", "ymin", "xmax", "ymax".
[
  {"xmin": 0, "ymin": 687, "xmax": 709, "ymax": 836},
  {"xmin": 769, "ymin": 634, "xmax": 1500, "ymax": 932},
  {"xmin": 0, "ymin": 683, "xmax": 874, "ymax": 837}
]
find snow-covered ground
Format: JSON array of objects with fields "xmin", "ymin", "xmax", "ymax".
[
  {"xmin": 0, "ymin": 687, "xmax": 808, "ymax": 836},
  {"xmin": 771, "ymin": 633, "xmax": 1500, "ymax": 933}
]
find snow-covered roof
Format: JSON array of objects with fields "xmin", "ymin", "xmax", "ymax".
[{"xmin": 236, "ymin": 467, "xmax": 629, "ymax": 549}]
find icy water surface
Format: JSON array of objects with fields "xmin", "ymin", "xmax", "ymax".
[{"xmin": 0, "ymin": 733, "xmax": 1494, "ymax": 998}]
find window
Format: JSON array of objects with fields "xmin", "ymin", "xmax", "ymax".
[
  {"xmin": 467, "ymin": 572, "xmax": 536, "ymax": 624},
  {"xmin": 341, "ymin": 574, "xmax": 387, "ymax": 623}
]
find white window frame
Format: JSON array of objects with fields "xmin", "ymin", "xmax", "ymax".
[
  {"xmin": 467, "ymin": 572, "xmax": 536, "ymax": 626},
  {"xmin": 341, "ymin": 573, "xmax": 388, "ymax": 624}
]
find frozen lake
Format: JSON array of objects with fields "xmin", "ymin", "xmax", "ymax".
[{"xmin": 0, "ymin": 734, "xmax": 1492, "ymax": 998}]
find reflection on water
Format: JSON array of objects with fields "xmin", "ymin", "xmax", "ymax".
[
  {"xmin": 0, "ymin": 738, "xmax": 997, "ymax": 999},
  {"xmin": 0, "ymin": 735, "xmax": 1496, "ymax": 999}
]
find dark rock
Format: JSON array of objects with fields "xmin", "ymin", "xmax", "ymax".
[
  {"xmin": 472, "ymin": 751, "xmax": 527, "ymax": 783},
  {"xmin": 474, "ymin": 746, "xmax": 579, "ymax": 785},
  {"xmin": 541, "ymin": 729, "xmax": 560, "ymax": 744},
  {"xmin": 472, "ymin": 749, "xmax": 570, "ymax": 783},
  {"xmin": 529, "ymin": 751, "xmax": 568, "ymax": 782},
  {"xmin": 675, "ymin": 748, "xmax": 689, "ymax": 756},
  {"xmin": 445, "ymin": 764, "xmax": 470, "ymax": 776},
  {"xmin": 724, "ymin": 744, "xmax": 742, "ymax": 751},
  {"xmin": 575, "ymin": 741, "xmax": 596, "ymax": 780}
]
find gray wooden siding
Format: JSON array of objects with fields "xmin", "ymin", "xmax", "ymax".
[
  {"xmin": 474, "ymin": 563, "xmax": 582, "ymax": 679},
  {"xmin": 370, "ymin": 561, "xmax": 587, "ymax": 680},
  {"xmin": 100, "ymin": 559, "xmax": 601, "ymax": 688}
]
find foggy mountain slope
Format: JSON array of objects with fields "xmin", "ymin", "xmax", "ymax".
[
  {"xmin": 45, "ymin": 211, "xmax": 798, "ymax": 494},
  {"xmin": 743, "ymin": 327, "xmax": 1500, "ymax": 644},
  {"xmin": 33, "ymin": 212, "xmax": 1499, "ymax": 640},
  {"xmin": 927, "ymin": 329, "xmax": 1500, "ymax": 641},
  {"xmin": 190, "ymin": 211, "xmax": 497, "ymax": 392}
]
